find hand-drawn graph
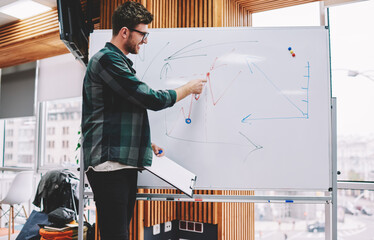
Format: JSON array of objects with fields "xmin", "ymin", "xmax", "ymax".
[
  {"xmin": 241, "ymin": 61, "xmax": 310, "ymax": 122},
  {"xmin": 134, "ymin": 39, "xmax": 313, "ymax": 158}
]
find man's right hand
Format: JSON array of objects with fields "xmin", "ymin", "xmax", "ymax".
[
  {"xmin": 175, "ymin": 78, "xmax": 207, "ymax": 102},
  {"xmin": 187, "ymin": 78, "xmax": 207, "ymax": 94}
]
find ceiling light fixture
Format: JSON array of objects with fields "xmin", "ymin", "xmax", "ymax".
[{"xmin": 0, "ymin": 0, "xmax": 51, "ymax": 20}]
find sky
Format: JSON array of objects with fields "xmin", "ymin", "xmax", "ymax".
[{"xmin": 252, "ymin": 0, "xmax": 374, "ymax": 137}]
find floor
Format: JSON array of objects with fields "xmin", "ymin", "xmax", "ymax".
[
  {"xmin": 0, "ymin": 233, "xmax": 18, "ymax": 240},
  {"xmin": 0, "ymin": 228, "xmax": 19, "ymax": 240}
]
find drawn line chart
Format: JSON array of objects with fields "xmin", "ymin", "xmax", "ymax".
[
  {"xmin": 241, "ymin": 61, "xmax": 311, "ymax": 122},
  {"xmin": 166, "ymin": 55, "xmax": 242, "ymax": 136},
  {"xmin": 135, "ymin": 39, "xmax": 313, "ymax": 159}
]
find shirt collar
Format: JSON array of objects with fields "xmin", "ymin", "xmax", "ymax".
[{"xmin": 105, "ymin": 42, "xmax": 134, "ymax": 67}]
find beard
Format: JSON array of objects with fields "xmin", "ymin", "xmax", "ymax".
[{"xmin": 124, "ymin": 35, "xmax": 140, "ymax": 54}]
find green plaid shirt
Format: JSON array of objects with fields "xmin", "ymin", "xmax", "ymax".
[{"xmin": 82, "ymin": 42, "xmax": 177, "ymax": 170}]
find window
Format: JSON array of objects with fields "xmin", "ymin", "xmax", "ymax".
[
  {"xmin": 18, "ymin": 155, "xmax": 33, "ymax": 163},
  {"xmin": 6, "ymin": 129, "xmax": 13, "ymax": 137},
  {"xmin": 47, "ymin": 155, "xmax": 54, "ymax": 163},
  {"xmin": 329, "ymin": 0, "xmax": 374, "ymax": 238},
  {"xmin": 252, "ymin": 2, "xmax": 321, "ymax": 27},
  {"xmin": 337, "ymin": 189, "xmax": 374, "ymax": 238},
  {"xmin": 41, "ymin": 98, "xmax": 81, "ymax": 168},
  {"xmin": 47, "ymin": 141, "xmax": 55, "ymax": 149},
  {"xmin": 2, "ymin": 117, "xmax": 35, "ymax": 168},
  {"xmin": 330, "ymin": 1, "xmax": 374, "ymax": 182},
  {"xmin": 62, "ymin": 140, "xmax": 69, "ymax": 148},
  {"xmin": 63, "ymin": 126, "xmax": 69, "ymax": 135},
  {"xmin": 18, "ymin": 129, "xmax": 34, "ymax": 137},
  {"xmin": 60, "ymin": 155, "xmax": 70, "ymax": 164},
  {"xmin": 5, "ymin": 141, "xmax": 13, "ymax": 148},
  {"xmin": 47, "ymin": 127, "xmax": 55, "ymax": 135},
  {"xmin": 48, "ymin": 114, "xmax": 57, "ymax": 121}
]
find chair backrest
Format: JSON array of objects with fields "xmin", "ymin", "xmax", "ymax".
[{"xmin": 0, "ymin": 171, "xmax": 34, "ymax": 205}]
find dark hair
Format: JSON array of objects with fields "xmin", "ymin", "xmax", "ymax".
[{"xmin": 112, "ymin": 1, "xmax": 153, "ymax": 36}]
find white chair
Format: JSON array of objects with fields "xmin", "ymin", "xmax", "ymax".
[{"xmin": 0, "ymin": 171, "xmax": 34, "ymax": 240}]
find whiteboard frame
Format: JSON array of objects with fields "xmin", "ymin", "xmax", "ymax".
[
  {"xmin": 88, "ymin": 26, "xmax": 333, "ymax": 191},
  {"xmin": 78, "ymin": 98, "xmax": 336, "ymax": 239},
  {"xmin": 79, "ymin": 26, "xmax": 335, "ymax": 240}
]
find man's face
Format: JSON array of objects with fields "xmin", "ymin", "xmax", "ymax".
[{"xmin": 124, "ymin": 24, "xmax": 149, "ymax": 54}]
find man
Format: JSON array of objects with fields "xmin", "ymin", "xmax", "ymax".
[{"xmin": 82, "ymin": 2, "xmax": 206, "ymax": 240}]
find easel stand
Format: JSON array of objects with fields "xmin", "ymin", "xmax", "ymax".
[{"xmin": 77, "ymin": 98, "xmax": 338, "ymax": 240}]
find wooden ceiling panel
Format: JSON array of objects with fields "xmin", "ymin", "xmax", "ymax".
[
  {"xmin": 234, "ymin": 0, "xmax": 321, "ymax": 12},
  {"xmin": 0, "ymin": 31, "xmax": 68, "ymax": 68},
  {"xmin": 0, "ymin": 0, "xmax": 100, "ymax": 69},
  {"xmin": 0, "ymin": 9, "xmax": 68, "ymax": 68}
]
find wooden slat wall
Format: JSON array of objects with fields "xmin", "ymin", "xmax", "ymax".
[
  {"xmin": 127, "ymin": 188, "xmax": 179, "ymax": 239},
  {"xmin": 177, "ymin": 190, "xmax": 219, "ymax": 224},
  {"xmin": 127, "ymin": 189, "xmax": 254, "ymax": 240},
  {"xmin": 100, "ymin": 0, "xmax": 251, "ymax": 29},
  {"xmin": 222, "ymin": 0, "xmax": 252, "ymax": 27},
  {"xmin": 220, "ymin": 190, "xmax": 255, "ymax": 240},
  {"xmin": 99, "ymin": 0, "xmax": 321, "ymax": 28},
  {"xmin": 234, "ymin": 0, "xmax": 320, "ymax": 13},
  {"xmin": 143, "ymin": 189, "xmax": 178, "ymax": 226}
]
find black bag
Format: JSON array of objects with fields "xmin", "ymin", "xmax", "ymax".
[
  {"xmin": 47, "ymin": 207, "xmax": 76, "ymax": 227},
  {"xmin": 16, "ymin": 210, "xmax": 50, "ymax": 240}
]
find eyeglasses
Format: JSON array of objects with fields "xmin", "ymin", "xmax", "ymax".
[{"xmin": 128, "ymin": 28, "xmax": 149, "ymax": 41}]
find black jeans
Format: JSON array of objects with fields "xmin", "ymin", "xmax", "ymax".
[{"xmin": 86, "ymin": 168, "xmax": 138, "ymax": 240}]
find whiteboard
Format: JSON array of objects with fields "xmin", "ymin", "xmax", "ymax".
[
  {"xmin": 89, "ymin": 27, "xmax": 331, "ymax": 190},
  {"xmin": 145, "ymin": 154, "xmax": 196, "ymax": 197}
]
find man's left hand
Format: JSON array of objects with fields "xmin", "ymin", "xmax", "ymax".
[{"xmin": 151, "ymin": 143, "xmax": 165, "ymax": 157}]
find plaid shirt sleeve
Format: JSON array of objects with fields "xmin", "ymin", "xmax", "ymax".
[
  {"xmin": 99, "ymin": 51, "xmax": 176, "ymax": 111},
  {"xmin": 82, "ymin": 43, "xmax": 177, "ymax": 170}
]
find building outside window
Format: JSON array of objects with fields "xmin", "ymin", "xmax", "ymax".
[
  {"xmin": 5, "ymin": 141, "xmax": 13, "ymax": 148},
  {"xmin": 62, "ymin": 140, "xmax": 69, "ymax": 148},
  {"xmin": 42, "ymin": 98, "xmax": 81, "ymax": 168},
  {"xmin": 252, "ymin": 1, "xmax": 374, "ymax": 239},
  {"xmin": 329, "ymin": 1, "xmax": 374, "ymax": 239},
  {"xmin": 6, "ymin": 129, "xmax": 13, "ymax": 137},
  {"xmin": 47, "ymin": 127, "xmax": 55, "ymax": 135},
  {"xmin": 47, "ymin": 155, "xmax": 54, "ymax": 164},
  {"xmin": 63, "ymin": 126, "xmax": 69, "ymax": 135},
  {"xmin": 1, "ymin": 117, "xmax": 35, "ymax": 168},
  {"xmin": 47, "ymin": 141, "xmax": 55, "ymax": 149}
]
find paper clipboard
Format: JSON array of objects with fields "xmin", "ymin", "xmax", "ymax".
[{"xmin": 144, "ymin": 154, "xmax": 197, "ymax": 197}]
